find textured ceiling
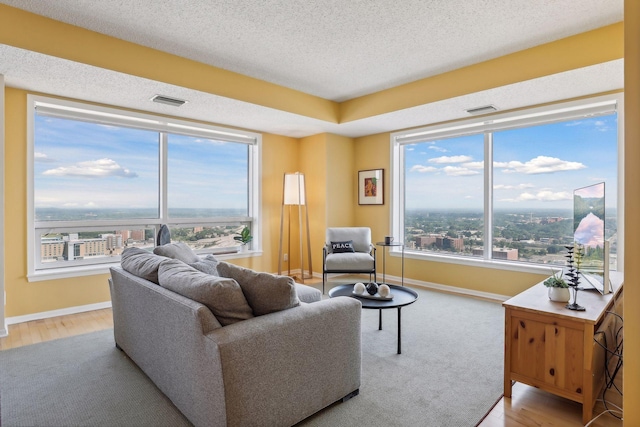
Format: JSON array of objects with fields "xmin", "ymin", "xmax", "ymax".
[{"xmin": 0, "ymin": 0, "xmax": 625, "ymax": 137}]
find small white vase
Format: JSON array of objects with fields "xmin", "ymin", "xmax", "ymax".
[{"xmin": 548, "ymin": 287, "xmax": 570, "ymax": 302}]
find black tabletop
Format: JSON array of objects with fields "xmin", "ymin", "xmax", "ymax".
[{"xmin": 328, "ymin": 284, "xmax": 418, "ymax": 309}]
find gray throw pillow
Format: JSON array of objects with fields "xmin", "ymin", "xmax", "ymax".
[
  {"xmin": 188, "ymin": 254, "xmax": 220, "ymax": 276},
  {"xmin": 158, "ymin": 259, "xmax": 254, "ymax": 326},
  {"xmin": 153, "ymin": 242, "xmax": 200, "ymax": 264},
  {"xmin": 216, "ymin": 262, "xmax": 300, "ymax": 316},
  {"xmin": 121, "ymin": 247, "xmax": 168, "ymax": 284}
]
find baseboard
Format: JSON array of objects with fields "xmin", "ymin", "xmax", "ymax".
[
  {"xmin": 0, "ymin": 323, "xmax": 7, "ymax": 338},
  {"xmin": 5, "ymin": 301, "xmax": 112, "ymax": 327},
  {"xmin": 404, "ymin": 277, "xmax": 510, "ymax": 302}
]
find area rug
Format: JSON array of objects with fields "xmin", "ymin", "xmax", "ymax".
[{"xmin": 0, "ymin": 287, "xmax": 503, "ymax": 427}]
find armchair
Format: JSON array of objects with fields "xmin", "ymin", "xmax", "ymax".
[{"xmin": 322, "ymin": 227, "xmax": 376, "ymax": 293}]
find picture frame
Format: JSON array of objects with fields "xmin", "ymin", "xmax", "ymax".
[{"xmin": 358, "ymin": 169, "xmax": 384, "ymax": 205}]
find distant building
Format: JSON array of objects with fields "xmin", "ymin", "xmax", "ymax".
[
  {"xmin": 64, "ymin": 238, "xmax": 107, "ymax": 260},
  {"xmin": 416, "ymin": 234, "xmax": 463, "ymax": 252},
  {"xmin": 41, "ymin": 237, "xmax": 65, "ymax": 261},
  {"xmin": 416, "ymin": 235, "xmax": 438, "ymax": 248},
  {"xmin": 472, "ymin": 248, "xmax": 519, "ymax": 260}
]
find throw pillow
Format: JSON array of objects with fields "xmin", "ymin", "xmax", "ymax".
[
  {"xmin": 188, "ymin": 254, "xmax": 220, "ymax": 276},
  {"xmin": 153, "ymin": 242, "xmax": 200, "ymax": 264},
  {"xmin": 120, "ymin": 247, "xmax": 168, "ymax": 284},
  {"xmin": 216, "ymin": 262, "xmax": 300, "ymax": 316},
  {"xmin": 158, "ymin": 259, "xmax": 254, "ymax": 326},
  {"xmin": 331, "ymin": 240, "xmax": 355, "ymax": 253}
]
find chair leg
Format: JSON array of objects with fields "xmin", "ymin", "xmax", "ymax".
[{"xmin": 322, "ymin": 272, "xmax": 325, "ymax": 294}]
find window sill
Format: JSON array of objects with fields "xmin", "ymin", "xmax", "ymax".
[
  {"xmin": 389, "ymin": 248, "xmax": 557, "ymax": 276},
  {"xmin": 27, "ymin": 250, "xmax": 264, "ymax": 282}
]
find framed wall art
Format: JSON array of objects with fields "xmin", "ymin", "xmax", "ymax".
[{"xmin": 358, "ymin": 169, "xmax": 384, "ymax": 205}]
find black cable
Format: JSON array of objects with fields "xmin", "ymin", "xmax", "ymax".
[{"xmin": 592, "ymin": 309, "xmax": 623, "ymax": 420}]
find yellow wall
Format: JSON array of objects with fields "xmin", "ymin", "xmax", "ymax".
[
  {"xmin": 297, "ymin": 133, "xmax": 355, "ymax": 275},
  {"xmin": 624, "ymin": 0, "xmax": 639, "ymax": 423},
  {"xmin": 3, "ymin": 88, "xmax": 298, "ymax": 317}
]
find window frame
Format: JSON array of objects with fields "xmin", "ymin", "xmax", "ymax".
[
  {"xmin": 27, "ymin": 95, "xmax": 262, "ymax": 281},
  {"xmin": 390, "ymin": 93, "xmax": 624, "ymax": 275}
]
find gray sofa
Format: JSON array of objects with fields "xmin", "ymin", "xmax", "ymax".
[{"xmin": 108, "ymin": 250, "xmax": 362, "ymax": 427}]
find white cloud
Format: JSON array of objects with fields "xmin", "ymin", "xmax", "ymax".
[
  {"xmin": 499, "ymin": 190, "xmax": 572, "ymax": 202},
  {"xmin": 428, "ymin": 146, "xmax": 448, "ymax": 153},
  {"xmin": 42, "ymin": 158, "xmax": 138, "ymax": 178},
  {"xmin": 495, "ymin": 155, "xmax": 586, "ymax": 174},
  {"xmin": 410, "ymin": 165, "xmax": 438, "ymax": 173},
  {"xmin": 34, "ymin": 152, "xmax": 56, "ymax": 163},
  {"xmin": 494, "ymin": 183, "xmax": 535, "ymax": 190},
  {"xmin": 428, "ymin": 155, "xmax": 473, "ymax": 164},
  {"xmin": 442, "ymin": 166, "xmax": 480, "ymax": 176},
  {"xmin": 462, "ymin": 161, "xmax": 484, "ymax": 169}
]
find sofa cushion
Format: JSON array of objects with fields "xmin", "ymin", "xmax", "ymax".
[
  {"xmin": 330, "ymin": 240, "xmax": 355, "ymax": 253},
  {"xmin": 295, "ymin": 284, "xmax": 322, "ymax": 303},
  {"xmin": 158, "ymin": 259, "xmax": 254, "ymax": 326},
  {"xmin": 121, "ymin": 247, "xmax": 168, "ymax": 284},
  {"xmin": 325, "ymin": 252, "xmax": 375, "ymax": 270},
  {"xmin": 153, "ymin": 242, "xmax": 200, "ymax": 264},
  {"xmin": 217, "ymin": 262, "xmax": 300, "ymax": 316},
  {"xmin": 188, "ymin": 254, "xmax": 220, "ymax": 276}
]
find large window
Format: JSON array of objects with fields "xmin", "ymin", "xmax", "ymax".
[
  {"xmin": 28, "ymin": 96, "xmax": 261, "ymax": 280},
  {"xmin": 392, "ymin": 94, "xmax": 622, "ymax": 273}
]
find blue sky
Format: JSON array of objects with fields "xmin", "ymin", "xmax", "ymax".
[
  {"xmin": 34, "ymin": 116, "xmax": 249, "ymax": 212},
  {"xmin": 405, "ymin": 114, "xmax": 618, "ymax": 212}
]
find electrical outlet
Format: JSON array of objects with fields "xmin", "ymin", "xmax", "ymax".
[{"xmin": 283, "ymin": 253, "xmax": 288, "ymax": 261}]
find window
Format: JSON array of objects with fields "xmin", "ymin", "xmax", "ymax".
[
  {"xmin": 28, "ymin": 95, "xmax": 261, "ymax": 280},
  {"xmin": 391, "ymin": 94, "xmax": 622, "ymax": 273}
]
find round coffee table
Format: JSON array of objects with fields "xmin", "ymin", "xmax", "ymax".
[{"xmin": 328, "ymin": 284, "xmax": 418, "ymax": 354}]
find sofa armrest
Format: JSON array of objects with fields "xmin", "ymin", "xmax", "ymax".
[{"xmin": 206, "ymin": 297, "xmax": 362, "ymax": 426}]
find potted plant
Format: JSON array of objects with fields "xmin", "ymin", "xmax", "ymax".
[
  {"xmin": 543, "ymin": 270, "xmax": 570, "ymax": 302},
  {"xmin": 234, "ymin": 226, "xmax": 252, "ymax": 251}
]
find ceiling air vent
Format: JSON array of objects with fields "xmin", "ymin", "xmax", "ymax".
[
  {"xmin": 151, "ymin": 95, "xmax": 187, "ymax": 107},
  {"xmin": 465, "ymin": 105, "xmax": 498, "ymax": 115}
]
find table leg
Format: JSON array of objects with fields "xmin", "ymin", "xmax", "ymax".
[
  {"xmin": 378, "ymin": 309, "xmax": 382, "ymax": 330},
  {"xmin": 397, "ymin": 307, "xmax": 402, "ymax": 354}
]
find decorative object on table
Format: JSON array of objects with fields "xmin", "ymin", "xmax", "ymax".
[
  {"xmin": 358, "ymin": 169, "xmax": 384, "ymax": 205},
  {"xmin": 543, "ymin": 270, "xmax": 570, "ymax": 302},
  {"xmin": 351, "ymin": 283, "xmax": 393, "ymax": 301},
  {"xmin": 564, "ymin": 244, "xmax": 585, "ymax": 311},
  {"xmin": 384, "ymin": 235, "xmax": 394, "ymax": 244},
  {"xmin": 277, "ymin": 172, "xmax": 312, "ymax": 283},
  {"xmin": 378, "ymin": 284, "xmax": 391, "ymax": 298},
  {"xmin": 234, "ymin": 226, "xmax": 252, "ymax": 250},
  {"xmin": 366, "ymin": 282, "xmax": 379, "ymax": 295}
]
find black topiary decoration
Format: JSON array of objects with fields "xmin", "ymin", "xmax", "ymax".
[{"xmin": 564, "ymin": 244, "xmax": 585, "ymax": 311}]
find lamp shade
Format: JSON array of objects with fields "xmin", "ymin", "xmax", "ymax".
[{"xmin": 283, "ymin": 172, "xmax": 306, "ymax": 205}]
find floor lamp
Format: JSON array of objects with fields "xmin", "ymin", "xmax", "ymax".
[{"xmin": 278, "ymin": 172, "xmax": 312, "ymax": 282}]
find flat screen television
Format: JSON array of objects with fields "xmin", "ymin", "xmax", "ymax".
[{"xmin": 573, "ymin": 182, "xmax": 610, "ymax": 293}]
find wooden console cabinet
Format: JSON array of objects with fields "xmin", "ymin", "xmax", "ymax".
[{"xmin": 503, "ymin": 272, "xmax": 623, "ymax": 425}]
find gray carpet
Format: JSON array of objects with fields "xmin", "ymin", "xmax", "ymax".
[{"xmin": 0, "ymin": 287, "xmax": 503, "ymax": 427}]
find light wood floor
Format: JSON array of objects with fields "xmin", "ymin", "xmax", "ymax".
[
  {"xmin": 0, "ymin": 308, "xmax": 113, "ymax": 350},
  {"xmin": 0, "ymin": 305, "xmax": 622, "ymax": 426}
]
